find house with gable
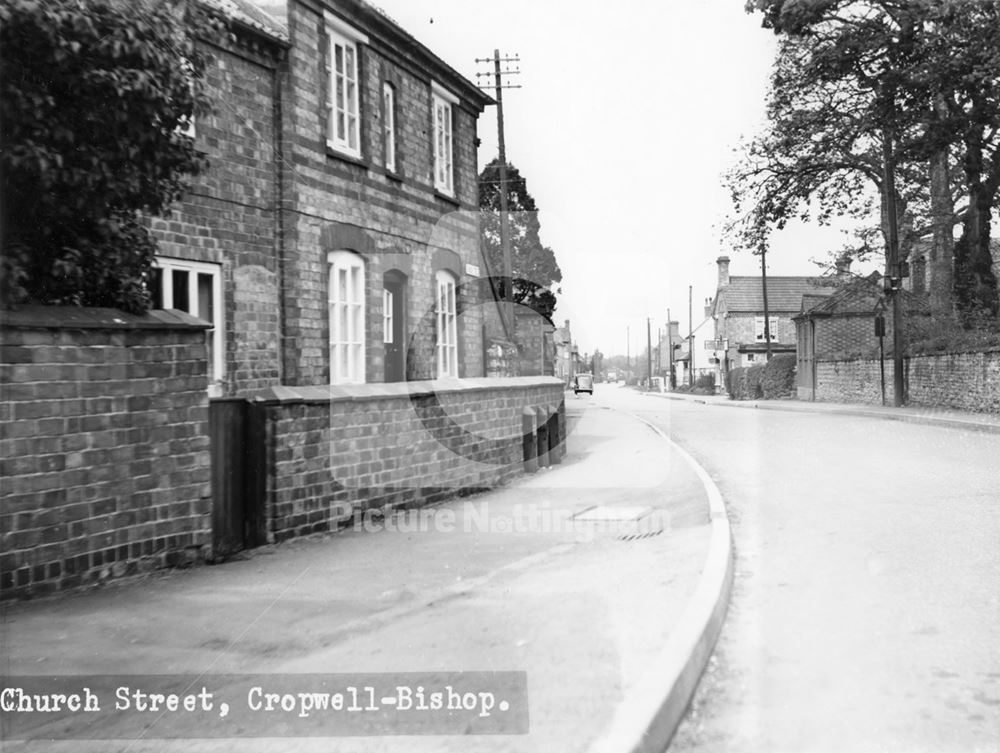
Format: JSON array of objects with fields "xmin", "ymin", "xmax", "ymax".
[{"xmin": 708, "ymin": 255, "xmax": 833, "ymax": 389}]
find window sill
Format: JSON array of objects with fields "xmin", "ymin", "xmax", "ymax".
[
  {"xmin": 434, "ymin": 190, "xmax": 460, "ymax": 207},
  {"xmin": 385, "ymin": 169, "xmax": 404, "ymax": 184},
  {"xmin": 326, "ymin": 146, "xmax": 369, "ymax": 170}
]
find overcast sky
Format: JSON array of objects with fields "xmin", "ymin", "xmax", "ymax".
[{"xmin": 375, "ymin": 0, "xmax": 860, "ymax": 356}]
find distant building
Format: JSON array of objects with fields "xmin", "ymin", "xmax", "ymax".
[
  {"xmin": 553, "ymin": 319, "xmax": 576, "ymax": 385},
  {"xmin": 708, "ymin": 255, "xmax": 832, "ymax": 389}
]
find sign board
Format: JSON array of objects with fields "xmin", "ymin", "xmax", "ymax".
[
  {"xmin": 464, "ymin": 263, "xmax": 480, "ymax": 278},
  {"xmin": 705, "ymin": 339, "xmax": 726, "ymax": 351}
]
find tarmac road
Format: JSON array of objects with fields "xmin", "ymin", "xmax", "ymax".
[{"xmin": 610, "ymin": 388, "xmax": 1000, "ymax": 753}]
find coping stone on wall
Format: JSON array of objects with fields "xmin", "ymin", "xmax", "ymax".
[
  {"xmin": 250, "ymin": 376, "xmax": 565, "ymax": 405},
  {"xmin": 0, "ymin": 305, "xmax": 211, "ymax": 331}
]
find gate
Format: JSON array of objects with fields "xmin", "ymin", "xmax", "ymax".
[{"xmin": 209, "ymin": 398, "xmax": 267, "ymax": 557}]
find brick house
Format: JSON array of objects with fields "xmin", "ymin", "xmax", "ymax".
[
  {"xmin": 1, "ymin": 0, "xmax": 568, "ymax": 598},
  {"xmin": 708, "ymin": 255, "xmax": 832, "ymax": 388},
  {"xmin": 147, "ymin": 0, "xmax": 289, "ymax": 397},
  {"xmin": 151, "ymin": 0, "xmax": 496, "ymax": 395}
]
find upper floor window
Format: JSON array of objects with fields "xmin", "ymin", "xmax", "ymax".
[
  {"xmin": 329, "ymin": 251, "xmax": 366, "ymax": 384},
  {"xmin": 323, "ymin": 13, "xmax": 368, "ymax": 158},
  {"xmin": 150, "ymin": 257, "xmax": 223, "ymax": 396},
  {"xmin": 435, "ymin": 270, "xmax": 458, "ymax": 378},
  {"xmin": 431, "ymin": 82, "xmax": 457, "ymax": 196},
  {"xmin": 383, "ymin": 82, "xmax": 396, "ymax": 173},
  {"xmin": 755, "ymin": 315, "xmax": 777, "ymax": 342}
]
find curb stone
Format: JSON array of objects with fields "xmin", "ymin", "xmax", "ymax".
[{"xmin": 586, "ymin": 411, "xmax": 734, "ymax": 753}]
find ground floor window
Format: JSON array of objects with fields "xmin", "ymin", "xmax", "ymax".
[
  {"xmin": 329, "ymin": 251, "xmax": 366, "ymax": 384},
  {"xmin": 150, "ymin": 257, "xmax": 224, "ymax": 396},
  {"xmin": 435, "ymin": 270, "xmax": 458, "ymax": 378}
]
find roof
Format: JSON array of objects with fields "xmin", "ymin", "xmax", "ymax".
[
  {"xmin": 254, "ymin": 1, "xmax": 493, "ymax": 111},
  {"xmin": 800, "ymin": 275, "xmax": 884, "ymax": 318},
  {"xmin": 717, "ymin": 276, "xmax": 832, "ymax": 313},
  {"xmin": 203, "ymin": 0, "xmax": 289, "ymax": 43}
]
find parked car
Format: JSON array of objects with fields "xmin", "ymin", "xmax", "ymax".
[{"xmin": 573, "ymin": 373, "xmax": 594, "ymax": 395}]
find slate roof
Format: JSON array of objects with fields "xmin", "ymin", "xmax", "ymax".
[
  {"xmin": 718, "ymin": 276, "xmax": 832, "ymax": 313},
  {"xmin": 801, "ymin": 276, "xmax": 884, "ymax": 318},
  {"xmin": 250, "ymin": 1, "xmax": 492, "ymax": 109},
  {"xmin": 202, "ymin": 0, "xmax": 289, "ymax": 42}
]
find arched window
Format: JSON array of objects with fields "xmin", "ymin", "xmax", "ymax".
[
  {"xmin": 435, "ymin": 269, "xmax": 458, "ymax": 378},
  {"xmin": 329, "ymin": 251, "xmax": 366, "ymax": 384}
]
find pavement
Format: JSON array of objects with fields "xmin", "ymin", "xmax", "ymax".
[
  {"xmin": 643, "ymin": 387, "xmax": 1000, "ymax": 433},
  {"xmin": 0, "ymin": 391, "xmax": 733, "ymax": 753}
]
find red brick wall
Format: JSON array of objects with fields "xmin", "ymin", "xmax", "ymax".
[
  {"xmin": 254, "ymin": 378, "xmax": 565, "ymax": 541},
  {"xmin": 278, "ymin": 5, "xmax": 486, "ymax": 386},
  {"xmin": 0, "ymin": 308, "xmax": 212, "ymax": 600},
  {"xmin": 148, "ymin": 36, "xmax": 284, "ymax": 394}
]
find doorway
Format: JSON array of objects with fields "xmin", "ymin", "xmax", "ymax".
[{"xmin": 383, "ymin": 271, "xmax": 406, "ymax": 382}]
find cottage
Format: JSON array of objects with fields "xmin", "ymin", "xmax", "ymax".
[{"xmin": 708, "ymin": 255, "xmax": 832, "ymax": 389}]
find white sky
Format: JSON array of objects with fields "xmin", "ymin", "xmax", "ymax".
[{"xmin": 376, "ymin": 0, "xmax": 864, "ymax": 356}]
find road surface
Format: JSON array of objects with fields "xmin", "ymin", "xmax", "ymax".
[{"xmin": 604, "ymin": 386, "xmax": 999, "ymax": 753}]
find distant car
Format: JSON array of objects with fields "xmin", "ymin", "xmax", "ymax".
[{"xmin": 573, "ymin": 373, "xmax": 594, "ymax": 395}]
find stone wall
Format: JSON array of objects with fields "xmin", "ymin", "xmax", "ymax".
[
  {"xmin": 0, "ymin": 307, "xmax": 212, "ymax": 600},
  {"xmin": 253, "ymin": 377, "xmax": 565, "ymax": 542},
  {"xmin": 814, "ymin": 350, "xmax": 1000, "ymax": 413}
]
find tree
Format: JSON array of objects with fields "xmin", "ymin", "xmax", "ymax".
[
  {"xmin": 478, "ymin": 159, "xmax": 562, "ymax": 320},
  {"xmin": 0, "ymin": 0, "xmax": 218, "ymax": 313},
  {"xmin": 744, "ymin": 0, "xmax": 1000, "ymax": 322}
]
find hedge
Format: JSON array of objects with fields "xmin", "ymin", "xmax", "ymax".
[
  {"xmin": 727, "ymin": 355, "xmax": 796, "ymax": 400},
  {"xmin": 761, "ymin": 354, "xmax": 797, "ymax": 398}
]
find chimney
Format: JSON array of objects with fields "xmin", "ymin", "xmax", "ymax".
[
  {"xmin": 835, "ymin": 255, "xmax": 852, "ymax": 279},
  {"xmin": 717, "ymin": 256, "xmax": 730, "ymax": 288}
]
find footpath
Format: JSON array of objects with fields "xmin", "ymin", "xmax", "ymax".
[
  {"xmin": 644, "ymin": 389, "xmax": 1000, "ymax": 433},
  {"xmin": 0, "ymin": 393, "xmax": 732, "ymax": 753}
]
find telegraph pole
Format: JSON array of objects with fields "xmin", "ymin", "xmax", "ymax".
[
  {"xmin": 667, "ymin": 307, "xmax": 674, "ymax": 390},
  {"xmin": 761, "ymin": 248, "xmax": 772, "ymax": 361},
  {"xmin": 476, "ymin": 51, "xmax": 521, "ymax": 334},
  {"xmin": 646, "ymin": 317, "xmax": 652, "ymax": 391},
  {"xmin": 688, "ymin": 286, "xmax": 694, "ymax": 387},
  {"xmin": 882, "ymin": 123, "xmax": 905, "ymax": 407}
]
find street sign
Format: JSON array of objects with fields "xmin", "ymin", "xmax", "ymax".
[{"xmin": 705, "ymin": 339, "xmax": 725, "ymax": 350}]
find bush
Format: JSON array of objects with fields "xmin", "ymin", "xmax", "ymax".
[
  {"xmin": 905, "ymin": 309, "xmax": 1000, "ymax": 355},
  {"xmin": 0, "ymin": 0, "xmax": 219, "ymax": 312},
  {"xmin": 727, "ymin": 363, "xmax": 765, "ymax": 400},
  {"xmin": 761, "ymin": 354, "xmax": 797, "ymax": 398},
  {"xmin": 694, "ymin": 373, "xmax": 716, "ymax": 394}
]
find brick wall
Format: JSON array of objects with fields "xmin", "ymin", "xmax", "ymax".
[
  {"xmin": 814, "ymin": 314, "xmax": 886, "ymax": 359},
  {"xmin": 814, "ymin": 350, "xmax": 1000, "ymax": 413},
  {"xmin": 148, "ymin": 35, "xmax": 284, "ymax": 395},
  {"xmin": 0, "ymin": 307, "xmax": 213, "ymax": 600},
  {"xmin": 253, "ymin": 377, "xmax": 565, "ymax": 542}
]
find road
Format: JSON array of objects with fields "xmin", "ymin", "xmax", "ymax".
[{"xmin": 599, "ymin": 386, "xmax": 1000, "ymax": 753}]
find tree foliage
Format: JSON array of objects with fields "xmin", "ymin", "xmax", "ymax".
[
  {"xmin": 479, "ymin": 159, "xmax": 562, "ymax": 320},
  {"xmin": 0, "ymin": 0, "xmax": 218, "ymax": 312},
  {"xmin": 735, "ymin": 0, "xmax": 1000, "ymax": 322}
]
